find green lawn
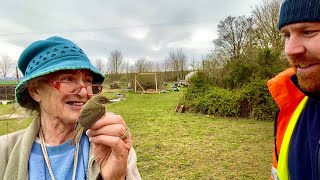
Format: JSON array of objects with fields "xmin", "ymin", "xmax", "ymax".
[
  {"xmin": 108, "ymin": 89, "xmax": 273, "ymax": 179},
  {"xmin": 0, "ymin": 88, "xmax": 273, "ymax": 179},
  {"xmin": 0, "ymin": 104, "xmax": 32, "ymax": 135}
]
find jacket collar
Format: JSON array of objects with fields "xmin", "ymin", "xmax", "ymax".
[{"xmin": 290, "ymin": 74, "xmax": 320, "ymax": 102}]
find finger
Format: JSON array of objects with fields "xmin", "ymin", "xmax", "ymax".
[
  {"xmin": 105, "ymin": 112, "xmax": 115, "ymax": 116},
  {"xmin": 90, "ymin": 135, "xmax": 132, "ymax": 150},
  {"xmin": 86, "ymin": 124, "xmax": 127, "ymax": 138},
  {"xmin": 120, "ymin": 126, "xmax": 130, "ymax": 141},
  {"xmin": 90, "ymin": 114, "xmax": 126, "ymax": 130}
]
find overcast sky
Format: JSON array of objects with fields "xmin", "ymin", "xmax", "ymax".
[{"xmin": 0, "ymin": 0, "xmax": 264, "ymax": 67}]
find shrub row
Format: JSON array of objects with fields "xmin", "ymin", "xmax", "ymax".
[{"xmin": 181, "ymin": 72, "xmax": 278, "ymax": 120}]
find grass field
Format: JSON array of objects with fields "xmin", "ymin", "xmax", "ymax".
[{"xmin": 0, "ymin": 88, "xmax": 273, "ymax": 179}]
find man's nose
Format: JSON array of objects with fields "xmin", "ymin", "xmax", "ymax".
[{"xmin": 285, "ymin": 35, "xmax": 306, "ymax": 57}]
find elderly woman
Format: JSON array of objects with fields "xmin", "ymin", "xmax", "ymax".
[{"xmin": 0, "ymin": 36, "xmax": 141, "ymax": 180}]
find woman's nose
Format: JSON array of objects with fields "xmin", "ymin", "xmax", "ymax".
[
  {"xmin": 76, "ymin": 79, "xmax": 89, "ymax": 96},
  {"xmin": 78, "ymin": 85, "xmax": 89, "ymax": 96}
]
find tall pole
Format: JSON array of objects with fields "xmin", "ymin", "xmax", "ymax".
[
  {"xmin": 134, "ymin": 74, "xmax": 137, "ymax": 93},
  {"xmin": 16, "ymin": 66, "xmax": 19, "ymax": 83},
  {"xmin": 155, "ymin": 73, "xmax": 158, "ymax": 93}
]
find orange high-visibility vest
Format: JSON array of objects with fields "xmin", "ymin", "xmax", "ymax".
[{"xmin": 267, "ymin": 68, "xmax": 305, "ymax": 180}]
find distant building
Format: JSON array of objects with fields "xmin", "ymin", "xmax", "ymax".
[
  {"xmin": 185, "ymin": 71, "xmax": 196, "ymax": 84},
  {"xmin": 0, "ymin": 77, "xmax": 19, "ymax": 100}
]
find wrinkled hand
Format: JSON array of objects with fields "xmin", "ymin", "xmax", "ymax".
[{"xmin": 86, "ymin": 112, "xmax": 131, "ymax": 180}]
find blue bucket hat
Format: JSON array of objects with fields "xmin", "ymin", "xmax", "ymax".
[{"xmin": 15, "ymin": 36, "xmax": 105, "ymax": 106}]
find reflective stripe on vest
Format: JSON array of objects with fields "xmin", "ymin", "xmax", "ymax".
[{"xmin": 277, "ymin": 96, "xmax": 308, "ymax": 180}]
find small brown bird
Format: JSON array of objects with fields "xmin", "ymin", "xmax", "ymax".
[{"xmin": 70, "ymin": 95, "xmax": 110, "ymax": 145}]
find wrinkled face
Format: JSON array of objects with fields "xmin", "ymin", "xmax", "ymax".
[
  {"xmin": 29, "ymin": 70, "xmax": 94, "ymax": 125},
  {"xmin": 281, "ymin": 22, "xmax": 320, "ymax": 93}
]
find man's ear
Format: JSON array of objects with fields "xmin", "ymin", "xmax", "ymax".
[{"xmin": 27, "ymin": 86, "xmax": 41, "ymax": 102}]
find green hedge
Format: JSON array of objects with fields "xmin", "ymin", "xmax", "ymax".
[
  {"xmin": 182, "ymin": 72, "xmax": 278, "ymax": 120},
  {"xmin": 0, "ymin": 81, "xmax": 18, "ymax": 85}
]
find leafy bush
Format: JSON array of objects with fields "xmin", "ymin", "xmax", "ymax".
[
  {"xmin": 135, "ymin": 74, "xmax": 163, "ymax": 90},
  {"xmin": 110, "ymin": 82, "xmax": 121, "ymax": 89},
  {"xmin": 182, "ymin": 72, "xmax": 277, "ymax": 120},
  {"xmin": 238, "ymin": 79, "xmax": 278, "ymax": 120}
]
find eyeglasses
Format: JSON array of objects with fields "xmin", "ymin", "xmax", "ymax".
[{"xmin": 42, "ymin": 80, "xmax": 103, "ymax": 95}]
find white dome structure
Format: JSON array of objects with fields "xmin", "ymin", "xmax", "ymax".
[{"xmin": 185, "ymin": 71, "xmax": 196, "ymax": 83}]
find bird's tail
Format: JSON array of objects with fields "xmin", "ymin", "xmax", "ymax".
[{"xmin": 70, "ymin": 125, "xmax": 83, "ymax": 145}]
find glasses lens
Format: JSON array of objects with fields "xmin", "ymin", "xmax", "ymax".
[
  {"xmin": 59, "ymin": 82, "xmax": 79, "ymax": 94},
  {"xmin": 55, "ymin": 82, "xmax": 102, "ymax": 95},
  {"xmin": 90, "ymin": 85, "xmax": 103, "ymax": 95}
]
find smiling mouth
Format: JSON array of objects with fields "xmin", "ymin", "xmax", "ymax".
[{"xmin": 66, "ymin": 102, "xmax": 85, "ymax": 106}]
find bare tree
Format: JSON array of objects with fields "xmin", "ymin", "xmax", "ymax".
[
  {"xmin": 0, "ymin": 54, "xmax": 15, "ymax": 78},
  {"xmin": 162, "ymin": 58, "xmax": 170, "ymax": 72},
  {"xmin": 107, "ymin": 50, "xmax": 124, "ymax": 75},
  {"xmin": 161, "ymin": 58, "xmax": 171, "ymax": 81},
  {"xmin": 201, "ymin": 52, "xmax": 226, "ymax": 85},
  {"xmin": 122, "ymin": 60, "xmax": 130, "ymax": 74},
  {"xmin": 152, "ymin": 61, "xmax": 159, "ymax": 72},
  {"xmin": 122, "ymin": 60, "xmax": 133, "ymax": 81},
  {"xmin": 252, "ymin": 0, "xmax": 283, "ymax": 51},
  {"xmin": 213, "ymin": 15, "xmax": 254, "ymax": 60},
  {"xmin": 94, "ymin": 58, "xmax": 106, "ymax": 74},
  {"xmin": 151, "ymin": 61, "xmax": 160, "ymax": 72},
  {"xmin": 189, "ymin": 58, "xmax": 201, "ymax": 71},
  {"xmin": 134, "ymin": 58, "xmax": 152, "ymax": 73},
  {"xmin": 168, "ymin": 49, "xmax": 188, "ymax": 80}
]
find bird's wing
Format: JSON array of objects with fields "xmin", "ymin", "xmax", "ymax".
[{"xmin": 77, "ymin": 104, "xmax": 106, "ymax": 129}]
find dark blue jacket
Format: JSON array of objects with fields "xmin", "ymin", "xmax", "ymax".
[{"xmin": 288, "ymin": 75, "xmax": 320, "ymax": 180}]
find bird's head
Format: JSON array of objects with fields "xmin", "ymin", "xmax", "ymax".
[{"xmin": 92, "ymin": 95, "xmax": 111, "ymax": 104}]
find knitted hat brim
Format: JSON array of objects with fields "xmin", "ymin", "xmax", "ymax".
[
  {"xmin": 278, "ymin": 0, "xmax": 320, "ymax": 29},
  {"xmin": 15, "ymin": 55, "xmax": 105, "ymax": 104}
]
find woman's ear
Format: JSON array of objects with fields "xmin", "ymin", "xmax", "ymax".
[{"xmin": 27, "ymin": 85, "xmax": 41, "ymax": 102}]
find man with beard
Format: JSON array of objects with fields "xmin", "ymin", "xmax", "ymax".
[{"xmin": 268, "ymin": 0, "xmax": 320, "ymax": 179}]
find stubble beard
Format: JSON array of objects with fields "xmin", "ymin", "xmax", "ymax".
[{"xmin": 289, "ymin": 55, "xmax": 320, "ymax": 93}]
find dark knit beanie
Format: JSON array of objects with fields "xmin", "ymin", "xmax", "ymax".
[{"xmin": 278, "ymin": 0, "xmax": 320, "ymax": 29}]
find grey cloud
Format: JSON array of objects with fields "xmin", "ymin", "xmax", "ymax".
[{"xmin": 0, "ymin": 0, "xmax": 263, "ymax": 63}]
